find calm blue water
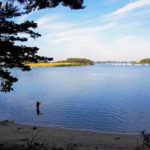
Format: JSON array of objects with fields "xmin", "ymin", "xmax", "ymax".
[{"xmin": 1, "ymin": 64, "xmax": 150, "ymax": 133}]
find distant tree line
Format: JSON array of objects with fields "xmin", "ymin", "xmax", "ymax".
[
  {"xmin": 139, "ymin": 58, "xmax": 150, "ymax": 64},
  {"xmin": 57, "ymin": 58, "xmax": 94, "ymax": 65}
]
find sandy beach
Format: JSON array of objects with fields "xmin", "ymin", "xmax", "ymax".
[{"xmin": 0, "ymin": 120, "xmax": 147, "ymax": 150}]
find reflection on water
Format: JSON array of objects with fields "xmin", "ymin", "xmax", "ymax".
[
  {"xmin": 36, "ymin": 108, "xmax": 43, "ymax": 116},
  {"xmin": 1, "ymin": 64, "xmax": 150, "ymax": 133}
]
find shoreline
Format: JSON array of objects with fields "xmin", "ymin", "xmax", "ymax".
[
  {"xmin": 10, "ymin": 120, "xmax": 141, "ymax": 136},
  {"xmin": 0, "ymin": 120, "xmax": 144, "ymax": 150},
  {"xmin": 19, "ymin": 122, "xmax": 140, "ymax": 136}
]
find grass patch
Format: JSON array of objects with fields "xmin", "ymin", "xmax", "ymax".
[{"xmin": 25, "ymin": 62, "xmax": 88, "ymax": 68}]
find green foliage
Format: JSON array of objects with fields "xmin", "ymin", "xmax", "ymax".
[
  {"xmin": 0, "ymin": 2, "xmax": 52, "ymax": 92},
  {"xmin": 57, "ymin": 58, "xmax": 94, "ymax": 65},
  {"xmin": 139, "ymin": 58, "xmax": 150, "ymax": 64}
]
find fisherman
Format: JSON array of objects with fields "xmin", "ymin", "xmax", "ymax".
[
  {"xmin": 36, "ymin": 101, "xmax": 41, "ymax": 115},
  {"xmin": 36, "ymin": 101, "xmax": 41, "ymax": 110}
]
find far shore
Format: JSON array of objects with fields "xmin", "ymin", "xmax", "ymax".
[
  {"xmin": 0, "ymin": 120, "xmax": 145, "ymax": 150},
  {"xmin": 25, "ymin": 62, "xmax": 150, "ymax": 68},
  {"xmin": 25, "ymin": 62, "xmax": 90, "ymax": 68}
]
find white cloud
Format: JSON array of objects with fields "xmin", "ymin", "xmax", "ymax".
[
  {"xmin": 36, "ymin": 35, "xmax": 150, "ymax": 61},
  {"xmin": 108, "ymin": 0, "xmax": 150, "ymax": 16},
  {"xmin": 115, "ymin": 35, "xmax": 136, "ymax": 43},
  {"xmin": 44, "ymin": 23, "xmax": 115, "ymax": 44},
  {"xmin": 113, "ymin": 36, "xmax": 150, "ymax": 60},
  {"xmin": 28, "ymin": 0, "xmax": 150, "ymax": 61}
]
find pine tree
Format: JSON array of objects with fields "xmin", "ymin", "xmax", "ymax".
[{"xmin": 0, "ymin": 0, "xmax": 84, "ymax": 92}]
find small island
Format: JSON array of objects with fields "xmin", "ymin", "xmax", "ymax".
[
  {"xmin": 26, "ymin": 58, "xmax": 94, "ymax": 68},
  {"xmin": 135, "ymin": 58, "xmax": 150, "ymax": 64}
]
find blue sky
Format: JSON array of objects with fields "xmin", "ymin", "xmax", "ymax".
[{"xmin": 17, "ymin": 0, "xmax": 150, "ymax": 61}]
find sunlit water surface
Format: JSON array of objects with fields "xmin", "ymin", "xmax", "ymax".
[{"xmin": 1, "ymin": 64, "xmax": 150, "ymax": 133}]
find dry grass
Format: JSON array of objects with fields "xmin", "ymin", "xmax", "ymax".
[{"xmin": 25, "ymin": 62, "xmax": 86, "ymax": 68}]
